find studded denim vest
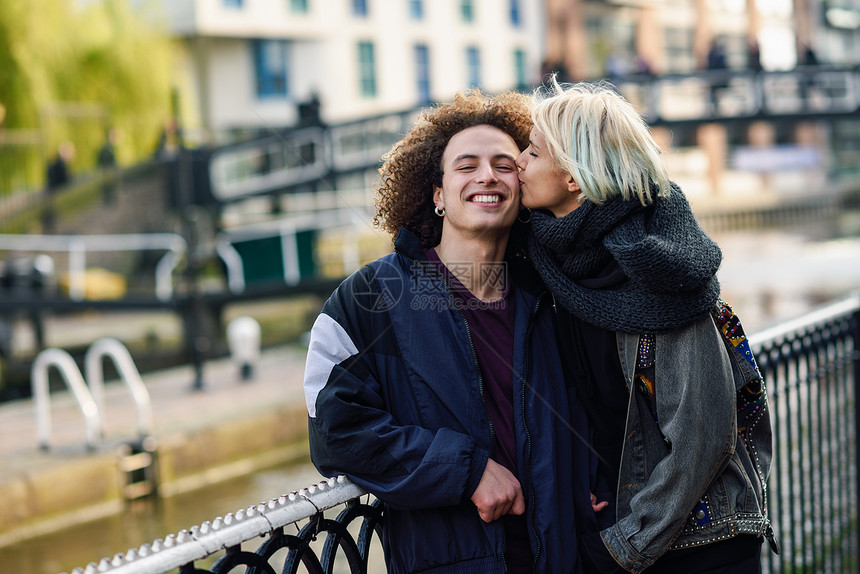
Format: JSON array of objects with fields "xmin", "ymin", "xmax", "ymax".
[{"xmin": 599, "ymin": 302, "xmax": 775, "ymax": 574}]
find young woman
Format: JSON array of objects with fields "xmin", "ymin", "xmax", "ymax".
[{"xmin": 516, "ymin": 78, "xmax": 774, "ymax": 573}]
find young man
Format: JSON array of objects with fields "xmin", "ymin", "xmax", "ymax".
[{"xmin": 303, "ymin": 90, "xmax": 593, "ymax": 573}]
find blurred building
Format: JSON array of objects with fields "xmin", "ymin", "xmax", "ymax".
[
  {"xmin": 544, "ymin": 0, "xmax": 798, "ymax": 80},
  {"xmin": 151, "ymin": 0, "xmax": 860, "ymax": 199},
  {"xmin": 154, "ymin": 0, "xmax": 545, "ymax": 143},
  {"xmin": 544, "ymin": 0, "xmax": 860, "ymax": 201}
]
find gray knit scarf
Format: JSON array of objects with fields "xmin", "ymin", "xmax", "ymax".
[{"xmin": 528, "ymin": 182, "xmax": 722, "ymax": 334}]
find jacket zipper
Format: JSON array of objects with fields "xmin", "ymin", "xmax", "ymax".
[
  {"xmin": 521, "ymin": 293, "xmax": 543, "ymax": 569},
  {"xmin": 395, "ymin": 251, "xmax": 498, "ymax": 453},
  {"xmin": 398, "ymin": 249, "xmax": 536, "ymax": 566},
  {"xmin": 456, "ymin": 294, "xmax": 506, "ymax": 564},
  {"xmin": 461, "ymin": 307, "xmax": 497, "ymax": 454}
]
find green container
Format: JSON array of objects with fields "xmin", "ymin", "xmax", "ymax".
[{"xmin": 231, "ymin": 229, "xmax": 317, "ymax": 286}]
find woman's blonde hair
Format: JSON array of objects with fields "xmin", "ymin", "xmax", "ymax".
[{"xmin": 532, "ymin": 77, "xmax": 670, "ymax": 206}]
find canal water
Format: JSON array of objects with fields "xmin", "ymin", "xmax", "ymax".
[{"xmin": 0, "ymin": 462, "xmax": 344, "ymax": 574}]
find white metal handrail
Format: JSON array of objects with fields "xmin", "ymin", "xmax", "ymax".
[
  {"xmin": 0, "ymin": 233, "xmax": 186, "ymax": 301},
  {"xmin": 84, "ymin": 338, "xmax": 153, "ymax": 440},
  {"xmin": 32, "ymin": 348, "xmax": 102, "ymax": 451},
  {"xmin": 61, "ymin": 476, "xmax": 367, "ymax": 574}
]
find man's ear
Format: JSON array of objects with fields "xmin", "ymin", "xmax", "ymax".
[
  {"xmin": 433, "ymin": 186, "xmax": 443, "ymax": 208},
  {"xmin": 567, "ymin": 175, "xmax": 581, "ymax": 194}
]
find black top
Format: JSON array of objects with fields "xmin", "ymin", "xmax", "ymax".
[{"xmin": 556, "ymin": 310, "xmax": 628, "ymax": 498}]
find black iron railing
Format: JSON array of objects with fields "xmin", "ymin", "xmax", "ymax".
[
  {"xmin": 62, "ymin": 294, "xmax": 860, "ymax": 574},
  {"xmin": 750, "ymin": 295, "xmax": 860, "ymax": 573}
]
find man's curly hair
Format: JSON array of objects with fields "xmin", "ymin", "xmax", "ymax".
[{"xmin": 373, "ymin": 89, "xmax": 533, "ymax": 247}]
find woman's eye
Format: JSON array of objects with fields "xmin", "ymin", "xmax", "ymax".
[{"xmin": 529, "ymin": 152, "xmax": 538, "ymax": 158}]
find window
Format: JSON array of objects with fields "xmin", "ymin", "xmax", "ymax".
[
  {"xmin": 409, "ymin": 0, "xmax": 423, "ymax": 20},
  {"xmin": 461, "ymin": 0, "xmax": 474, "ymax": 22},
  {"xmin": 352, "ymin": 0, "xmax": 368, "ymax": 17},
  {"xmin": 513, "ymin": 49, "xmax": 527, "ymax": 91},
  {"xmin": 290, "ymin": 0, "xmax": 309, "ymax": 12},
  {"xmin": 223, "ymin": 0, "xmax": 243, "ymax": 7},
  {"xmin": 466, "ymin": 46, "xmax": 481, "ymax": 88},
  {"xmin": 664, "ymin": 27, "xmax": 696, "ymax": 73},
  {"xmin": 358, "ymin": 41, "xmax": 377, "ymax": 97},
  {"xmin": 253, "ymin": 39, "xmax": 289, "ymax": 97},
  {"xmin": 414, "ymin": 44, "xmax": 431, "ymax": 104},
  {"xmin": 509, "ymin": 0, "xmax": 521, "ymax": 26}
]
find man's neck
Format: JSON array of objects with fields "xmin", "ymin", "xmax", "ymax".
[{"xmin": 434, "ymin": 232, "xmax": 509, "ymax": 302}]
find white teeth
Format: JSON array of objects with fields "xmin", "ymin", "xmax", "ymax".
[{"xmin": 471, "ymin": 194, "xmax": 500, "ymax": 203}]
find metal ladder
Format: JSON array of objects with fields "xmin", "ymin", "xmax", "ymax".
[{"xmin": 31, "ymin": 338, "xmax": 158, "ymax": 498}]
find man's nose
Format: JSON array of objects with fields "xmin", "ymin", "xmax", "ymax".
[{"xmin": 476, "ymin": 163, "xmax": 498, "ymax": 183}]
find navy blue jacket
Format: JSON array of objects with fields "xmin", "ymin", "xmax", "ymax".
[{"xmin": 303, "ymin": 229, "xmax": 592, "ymax": 573}]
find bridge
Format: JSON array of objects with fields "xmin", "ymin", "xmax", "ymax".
[
  {"xmin": 614, "ymin": 65, "xmax": 860, "ymax": 126},
  {"xmin": 194, "ymin": 65, "xmax": 860, "ymax": 206}
]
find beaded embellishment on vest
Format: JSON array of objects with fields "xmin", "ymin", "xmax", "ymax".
[
  {"xmin": 711, "ymin": 300, "xmax": 765, "ymax": 438},
  {"xmin": 712, "ymin": 300, "xmax": 762, "ymax": 378},
  {"xmin": 635, "ymin": 334, "xmax": 656, "ymax": 400}
]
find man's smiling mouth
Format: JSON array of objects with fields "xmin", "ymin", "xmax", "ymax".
[{"xmin": 470, "ymin": 194, "xmax": 501, "ymax": 204}]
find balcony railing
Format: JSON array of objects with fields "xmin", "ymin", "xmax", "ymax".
[{"xmin": 62, "ymin": 293, "xmax": 860, "ymax": 574}]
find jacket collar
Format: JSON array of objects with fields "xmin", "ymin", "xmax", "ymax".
[
  {"xmin": 393, "ymin": 227, "xmax": 428, "ymax": 261},
  {"xmin": 393, "ymin": 226, "xmax": 548, "ymax": 301}
]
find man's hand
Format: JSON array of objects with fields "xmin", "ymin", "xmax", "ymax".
[
  {"xmin": 470, "ymin": 458, "xmax": 525, "ymax": 523},
  {"xmin": 591, "ymin": 492, "xmax": 609, "ymax": 513}
]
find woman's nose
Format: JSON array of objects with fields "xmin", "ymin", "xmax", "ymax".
[{"xmin": 515, "ymin": 153, "xmax": 526, "ymax": 170}]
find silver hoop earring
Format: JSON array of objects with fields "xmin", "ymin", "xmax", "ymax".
[
  {"xmin": 434, "ymin": 206, "xmax": 446, "ymax": 217},
  {"xmin": 517, "ymin": 208, "xmax": 532, "ymax": 223}
]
